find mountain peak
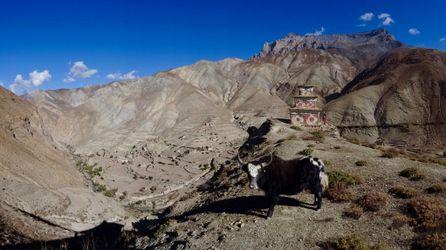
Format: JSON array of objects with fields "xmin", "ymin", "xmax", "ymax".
[{"xmin": 255, "ymin": 29, "xmax": 401, "ymax": 59}]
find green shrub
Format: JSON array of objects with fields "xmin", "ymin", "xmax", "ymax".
[
  {"xmin": 389, "ymin": 185, "xmax": 417, "ymax": 199},
  {"xmin": 355, "ymin": 160, "xmax": 367, "ymax": 167},
  {"xmin": 94, "ymin": 183, "xmax": 106, "ymax": 193},
  {"xmin": 298, "ymin": 148, "xmax": 314, "ymax": 156},
  {"xmin": 104, "ymin": 188, "xmax": 117, "ymax": 198},
  {"xmin": 328, "ymin": 171, "xmax": 363, "ymax": 187}
]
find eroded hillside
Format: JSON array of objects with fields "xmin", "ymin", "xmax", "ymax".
[{"xmin": 326, "ymin": 48, "xmax": 446, "ymax": 148}]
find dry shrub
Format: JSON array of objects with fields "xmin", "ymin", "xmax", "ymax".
[
  {"xmin": 324, "ymin": 160, "xmax": 332, "ymax": 167},
  {"xmin": 310, "ymin": 130, "xmax": 325, "ymax": 141},
  {"xmin": 410, "ymin": 173, "xmax": 426, "ymax": 181},
  {"xmin": 390, "ymin": 214, "xmax": 412, "ymax": 229},
  {"xmin": 346, "ymin": 137, "xmax": 361, "ymax": 145},
  {"xmin": 326, "ymin": 183, "xmax": 355, "ymax": 202},
  {"xmin": 355, "ymin": 160, "xmax": 367, "ymax": 167},
  {"xmin": 405, "ymin": 197, "xmax": 446, "ymax": 231},
  {"xmin": 426, "ymin": 184, "xmax": 446, "ymax": 194},
  {"xmin": 381, "ymin": 148, "xmax": 399, "ymax": 158},
  {"xmin": 320, "ymin": 234, "xmax": 369, "ymax": 250},
  {"xmin": 298, "ymin": 148, "xmax": 314, "ymax": 156},
  {"xmin": 290, "ymin": 125, "xmax": 302, "ymax": 131},
  {"xmin": 399, "ymin": 167, "xmax": 425, "ymax": 181},
  {"xmin": 358, "ymin": 191, "xmax": 387, "ymax": 212},
  {"xmin": 389, "ymin": 185, "xmax": 417, "ymax": 199},
  {"xmin": 413, "ymin": 230, "xmax": 446, "ymax": 249},
  {"xmin": 343, "ymin": 204, "xmax": 363, "ymax": 219},
  {"xmin": 328, "ymin": 171, "xmax": 363, "ymax": 187}
]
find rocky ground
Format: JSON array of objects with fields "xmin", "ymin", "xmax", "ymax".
[{"xmin": 129, "ymin": 119, "xmax": 446, "ymax": 249}]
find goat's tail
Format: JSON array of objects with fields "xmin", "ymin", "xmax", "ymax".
[{"xmin": 320, "ymin": 171, "xmax": 329, "ymax": 191}]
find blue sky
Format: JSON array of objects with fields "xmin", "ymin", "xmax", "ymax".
[{"xmin": 1, "ymin": 0, "xmax": 445, "ymax": 94}]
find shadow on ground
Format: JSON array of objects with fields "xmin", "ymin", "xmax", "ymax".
[{"xmin": 181, "ymin": 195, "xmax": 316, "ymax": 219}]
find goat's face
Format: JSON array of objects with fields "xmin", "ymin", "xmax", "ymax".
[{"xmin": 247, "ymin": 163, "xmax": 262, "ymax": 189}]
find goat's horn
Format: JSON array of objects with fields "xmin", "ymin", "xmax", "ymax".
[
  {"xmin": 261, "ymin": 151, "xmax": 274, "ymax": 166},
  {"xmin": 237, "ymin": 151, "xmax": 247, "ymax": 165}
]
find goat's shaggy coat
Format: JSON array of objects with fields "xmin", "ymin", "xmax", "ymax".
[{"xmin": 242, "ymin": 155, "xmax": 329, "ymax": 218}]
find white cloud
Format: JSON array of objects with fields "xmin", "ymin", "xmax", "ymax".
[
  {"xmin": 378, "ymin": 13, "xmax": 390, "ymax": 19},
  {"xmin": 305, "ymin": 27, "xmax": 325, "ymax": 36},
  {"xmin": 408, "ymin": 28, "xmax": 420, "ymax": 35},
  {"xmin": 378, "ymin": 13, "xmax": 394, "ymax": 26},
  {"xmin": 357, "ymin": 23, "xmax": 367, "ymax": 27},
  {"xmin": 9, "ymin": 70, "xmax": 51, "ymax": 95},
  {"xmin": 359, "ymin": 12, "xmax": 374, "ymax": 21},
  {"xmin": 440, "ymin": 36, "xmax": 446, "ymax": 42},
  {"xmin": 64, "ymin": 61, "xmax": 98, "ymax": 82},
  {"xmin": 0, "ymin": 80, "xmax": 3, "ymax": 87},
  {"xmin": 106, "ymin": 70, "xmax": 137, "ymax": 81}
]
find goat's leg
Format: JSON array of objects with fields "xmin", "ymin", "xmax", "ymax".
[
  {"xmin": 315, "ymin": 191, "xmax": 322, "ymax": 210},
  {"xmin": 266, "ymin": 194, "xmax": 279, "ymax": 218},
  {"xmin": 311, "ymin": 185, "xmax": 323, "ymax": 210}
]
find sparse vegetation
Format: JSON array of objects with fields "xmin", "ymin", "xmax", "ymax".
[
  {"xmin": 199, "ymin": 164, "xmax": 209, "ymax": 171},
  {"xmin": 343, "ymin": 204, "xmax": 363, "ymax": 219},
  {"xmin": 150, "ymin": 186, "xmax": 157, "ymax": 193},
  {"xmin": 320, "ymin": 234, "xmax": 370, "ymax": 250},
  {"xmin": 390, "ymin": 214, "xmax": 412, "ymax": 229},
  {"xmin": 119, "ymin": 191, "xmax": 127, "ymax": 200},
  {"xmin": 399, "ymin": 167, "xmax": 425, "ymax": 181},
  {"xmin": 327, "ymin": 171, "xmax": 363, "ymax": 187},
  {"xmin": 326, "ymin": 183, "xmax": 355, "ymax": 202},
  {"xmin": 298, "ymin": 148, "xmax": 313, "ymax": 156},
  {"xmin": 389, "ymin": 185, "xmax": 417, "ymax": 199},
  {"xmin": 413, "ymin": 230, "xmax": 446, "ymax": 249},
  {"xmin": 290, "ymin": 125, "xmax": 302, "ymax": 131},
  {"xmin": 426, "ymin": 184, "xmax": 445, "ymax": 194},
  {"xmin": 346, "ymin": 137, "xmax": 361, "ymax": 145},
  {"xmin": 104, "ymin": 188, "xmax": 118, "ymax": 198},
  {"xmin": 308, "ymin": 130, "xmax": 325, "ymax": 142},
  {"xmin": 355, "ymin": 160, "xmax": 367, "ymax": 166},
  {"xmin": 405, "ymin": 197, "xmax": 446, "ymax": 231},
  {"xmin": 358, "ymin": 191, "xmax": 387, "ymax": 212},
  {"xmin": 94, "ymin": 183, "xmax": 107, "ymax": 193},
  {"xmin": 76, "ymin": 160, "xmax": 102, "ymax": 178},
  {"xmin": 381, "ymin": 148, "xmax": 399, "ymax": 158}
]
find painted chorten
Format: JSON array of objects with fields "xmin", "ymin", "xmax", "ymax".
[{"xmin": 289, "ymin": 85, "xmax": 322, "ymax": 126}]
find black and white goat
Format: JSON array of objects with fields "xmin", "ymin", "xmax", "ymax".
[{"xmin": 238, "ymin": 153, "xmax": 329, "ymax": 218}]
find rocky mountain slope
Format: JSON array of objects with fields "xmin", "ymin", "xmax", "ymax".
[
  {"xmin": 0, "ymin": 86, "xmax": 127, "ymax": 244},
  {"xmin": 27, "ymin": 29, "xmax": 402, "ymax": 155},
  {"xmin": 325, "ymin": 48, "xmax": 446, "ymax": 147},
  {"xmin": 254, "ymin": 29, "xmax": 403, "ymax": 103}
]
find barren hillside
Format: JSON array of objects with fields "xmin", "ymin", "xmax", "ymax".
[
  {"xmin": 0, "ymin": 86, "xmax": 127, "ymax": 244},
  {"xmin": 325, "ymin": 48, "xmax": 446, "ymax": 148}
]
